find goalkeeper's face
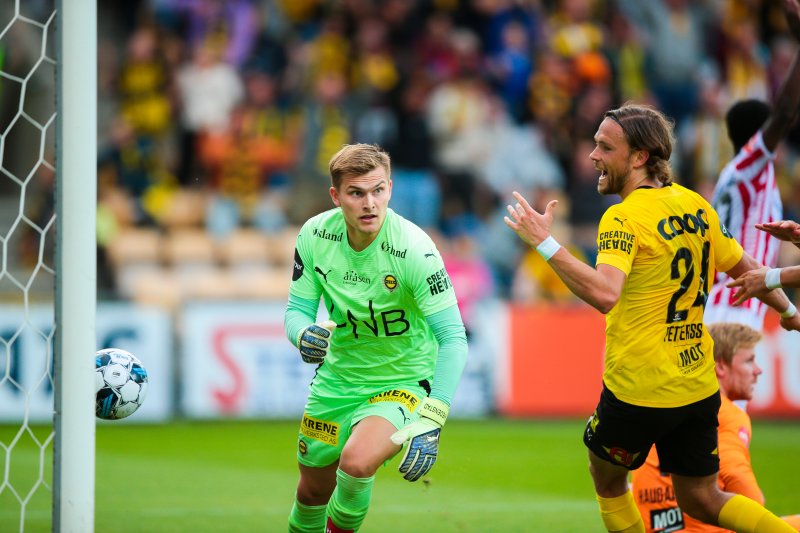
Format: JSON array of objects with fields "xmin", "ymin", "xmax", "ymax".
[
  {"xmin": 718, "ymin": 344, "xmax": 762, "ymax": 401},
  {"xmin": 330, "ymin": 167, "xmax": 392, "ymax": 245}
]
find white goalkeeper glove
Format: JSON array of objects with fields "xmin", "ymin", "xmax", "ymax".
[
  {"xmin": 390, "ymin": 397, "xmax": 449, "ymax": 482},
  {"xmin": 296, "ymin": 320, "xmax": 336, "ymax": 364}
]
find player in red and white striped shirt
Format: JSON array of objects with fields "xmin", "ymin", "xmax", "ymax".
[{"xmin": 705, "ymin": 32, "xmax": 800, "ymax": 330}]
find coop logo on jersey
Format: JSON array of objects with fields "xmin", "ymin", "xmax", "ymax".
[
  {"xmin": 720, "ymin": 222, "xmax": 733, "ymax": 238},
  {"xmin": 383, "ymin": 274, "xmax": 398, "ymax": 292},
  {"xmin": 649, "ymin": 507, "xmax": 684, "ymax": 533},
  {"xmin": 603, "ymin": 446, "xmax": 640, "ymax": 467},
  {"xmin": 292, "ymin": 249, "xmax": 305, "ymax": 281},
  {"xmin": 312, "ymin": 228, "xmax": 343, "ymax": 242},
  {"xmin": 343, "ymin": 270, "xmax": 371, "ymax": 286},
  {"xmin": 368, "ymin": 389, "xmax": 420, "ymax": 412},
  {"xmin": 676, "ymin": 343, "xmax": 706, "ymax": 375},
  {"xmin": 426, "ymin": 268, "xmax": 452, "ymax": 296},
  {"xmin": 656, "ymin": 209, "xmax": 710, "ymax": 241},
  {"xmin": 381, "ymin": 241, "xmax": 407, "ymax": 258},
  {"xmin": 300, "ymin": 414, "xmax": 339, "ymax": 445}
]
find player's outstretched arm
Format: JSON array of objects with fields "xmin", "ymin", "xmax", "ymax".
[
  {"xmin": 726, "ymin": 254, "xmax": 800, "ymax": 330},
  {"xmin": 504, "ymin": 191, "xmax": 625, "ymax": 313},
  {"xmin": 761, "ymin": 0, "xmax": 800, "ymax": 151},
  {"xmin": 755, "ymin": 220, "xmax": 800, "ymax": 249}
]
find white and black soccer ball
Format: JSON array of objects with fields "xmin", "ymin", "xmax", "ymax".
[{"xmin": 95, "ymin": 348, "xmax": 148, "ymax": 420}]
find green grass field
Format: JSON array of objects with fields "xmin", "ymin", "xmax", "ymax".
[{"xmin": 1, "ymin": 419, "xmax": 798, "ymax": 532}]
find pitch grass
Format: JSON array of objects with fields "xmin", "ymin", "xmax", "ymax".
[{"xmin": 1, "ymin": 419, "xmax": 798, "ymax": 532}]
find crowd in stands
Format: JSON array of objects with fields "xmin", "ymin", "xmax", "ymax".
[{"xmin": 84, "ymin": 0, "xmax": 800, "ymax": 313}]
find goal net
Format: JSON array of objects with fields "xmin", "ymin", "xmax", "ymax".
[{"xmin": 0, "ymin": 1, "xmax": 97, "ymax": 531}]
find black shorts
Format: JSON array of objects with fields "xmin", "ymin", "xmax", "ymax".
[{"xmin": 583, "ymin": 384, "xmax": 720, "ymax": 476}]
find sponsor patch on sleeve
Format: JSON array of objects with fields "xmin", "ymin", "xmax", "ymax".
[{"xmin": 292, "ymin": 248, "xmax": 305, "ymax": 281}]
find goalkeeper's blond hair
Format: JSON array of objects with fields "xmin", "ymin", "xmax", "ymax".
[
  {"xmin": 707, "ymin": 323, "xmax": 762, "ymax": 366},
  {"xmin": 329, "ymin": 143, "xmax": 391, "ymax": 189}
]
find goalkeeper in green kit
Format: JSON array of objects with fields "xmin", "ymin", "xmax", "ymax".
[{"xmin": 284, "ymin": 143, "xmax": 468, "ymax": 532}]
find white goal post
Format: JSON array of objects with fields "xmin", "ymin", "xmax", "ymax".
[{"xmin": 53, "ymin": 1, "xmax": 97, "ymax": 532}]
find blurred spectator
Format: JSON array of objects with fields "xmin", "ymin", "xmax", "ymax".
[
  {"xmin": 486, "ymin": 18, "xmax": 534, "ymax": 122},
  {"xmin": 676, "ymin": 74, "xmax": 734, "ymax": 197},
  {"xmin": 617, "ymin": 0, "xmax": 713, "ymax": 124},
  {"xmin": 118, "ymin": 25, "xmax": 173, "ymax": 138},
  {"xmin": 384, "ymin": 73, "xmax": 441, "ymax": 229},
  {"xmin": 198, "ymin": 70, "xmax": 299, "ymax": 238},
  {"xmin": 722, "ymin": 17, "xmax": 770, "ymax": 102},
  {"xmin": 440, "ymin": 216, "xmax": 496, "ymax": 337},
  {"xmin": 603, "ymin": 7, "xmax": 648, "ymax": 102},
  {"xmin": 152, "ymin": 0, "xmax": 259, "ymax": 68},
  {"xmin": 291, "ymin": 70, "xmax": 354, "ymax": 221},
  {"xmin": 175, "ymin": 38, "xmax": 244, "ymax": 184}
]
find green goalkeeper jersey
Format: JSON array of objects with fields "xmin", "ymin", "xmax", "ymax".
[{"xmin": 290, "ymin": 207, "xmax": 457, "ymax": 387}]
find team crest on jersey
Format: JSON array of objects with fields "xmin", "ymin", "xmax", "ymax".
[
  {"xmin": 383, "ymin": 274, "xmax": 398, "ymax": 292},
  {"xmin": 298, "ymin": 439, "xmax": 308, "ymax": 456}
]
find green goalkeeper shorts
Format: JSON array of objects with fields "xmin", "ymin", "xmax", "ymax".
[{"xmin": 296, "ymin": 372, "xmax": 429, "ymax": 468}]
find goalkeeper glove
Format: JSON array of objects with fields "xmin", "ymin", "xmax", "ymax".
[
  {"xmin": 390, "ymin": 397, "xmax": 449, "ymax": 482},
  {"xmin": 296, "ymin": 320, "xmax": 336, "ymax": 364}
]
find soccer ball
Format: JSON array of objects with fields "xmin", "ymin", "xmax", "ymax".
[{"xmin": 95, "ymin": 348, "xmax": 148, "ymax": 420}]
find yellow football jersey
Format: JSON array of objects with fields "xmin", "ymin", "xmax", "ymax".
[{"xmin": 596, "ymin": 184, "xmax": 743, "ymax": 407}]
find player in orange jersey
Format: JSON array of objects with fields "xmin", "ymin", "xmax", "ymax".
[{"xmin": 631, "ymin": 322, "xmax": 800, "ymax": 532}]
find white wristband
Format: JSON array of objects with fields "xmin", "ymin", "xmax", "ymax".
[
  {"xmin": 781, "ymin": 302, "xmax": 797, "ymax": 319},
  {"xmin": 536, "ymin": 235, "xmax": 562, "ymax": 261},
  {"xmin": 765, "ymin": 268, "xmax": 783, "ymax": 290}
]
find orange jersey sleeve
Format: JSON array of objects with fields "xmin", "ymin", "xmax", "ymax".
[{"xmin": 717, "ymin": 396, "xmax": 763, "ymax": 504}]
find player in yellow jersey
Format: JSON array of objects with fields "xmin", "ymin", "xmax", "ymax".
[{"xmin": 504, "ymin": 103, "xmax": 800, "ymax": 533}]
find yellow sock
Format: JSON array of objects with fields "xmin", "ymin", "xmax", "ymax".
[
  {"xmin": 597, "ymin": 491, "xmax": 645, "ymax": 533},
  {"xmin": 718, "ymin": 494, "xmax": 797, "ymax": 532}
]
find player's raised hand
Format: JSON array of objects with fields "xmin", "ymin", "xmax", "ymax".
[
  {"xmin": 504, "ymin": 191, "xmax": 558, "ymax": 248},
  {"xmin": 755, "ymin": 220, "xmax": 800, "ymax": 246},
  {"xmin": 784, "ymin": 0, "xmax": 800, "ymax": 42},
  {"xmin": 296, "ymin": 320, "xmax": 336, "ymax": 364},
  {"xmin": 727, "ymin": 266, "xmax": 771, "ymax": 305},
  {"xmin": 390, "ymin": 397, "xmax": 449, "ymax": 482}
]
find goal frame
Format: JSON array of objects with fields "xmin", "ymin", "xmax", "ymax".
[{"xmin": 53, "ymin": 0, "xmax": 97, "ymax": 531}]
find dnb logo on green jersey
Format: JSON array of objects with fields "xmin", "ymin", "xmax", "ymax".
[
  {"xmin": 300, "ymin": 414, "xmax": 340, "ymax": 445},
  {"xmin": 368, "ymin": 389, "xmax": 420, "ymax": 412}
]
